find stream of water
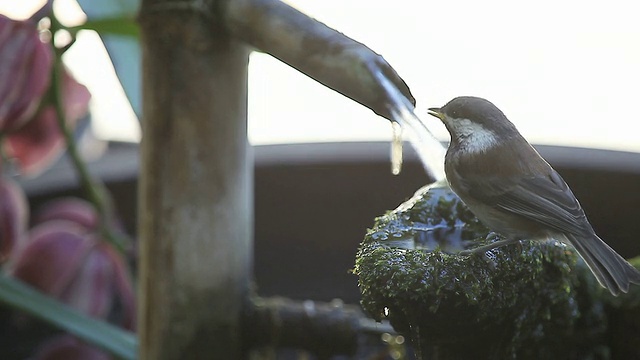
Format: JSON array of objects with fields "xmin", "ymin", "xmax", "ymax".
[{"xmin": 374, "ymin": 70, "xmax": 447, "ymax": 182}]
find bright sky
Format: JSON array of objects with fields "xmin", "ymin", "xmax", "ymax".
[{"xmin": 2, "ymin": 0, "xmax": 640, "ymax": 152}]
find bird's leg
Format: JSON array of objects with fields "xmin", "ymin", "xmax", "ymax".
[{"xmin": 458, "ymin": 238, "xmax": 520, "ymax": 256}]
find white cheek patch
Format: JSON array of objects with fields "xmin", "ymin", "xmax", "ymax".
[{"xmin": 449, "ymin": 118, "xmax": 498, "ymax": 153}]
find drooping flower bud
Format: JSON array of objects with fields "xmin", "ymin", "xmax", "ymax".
[
  {"xmin": 0, "ymin": 15, "xmax": 52, "ymax": 131},
  {"xmin": 8, "ymin": 219, "xmax": 135, "ymax": 329}
]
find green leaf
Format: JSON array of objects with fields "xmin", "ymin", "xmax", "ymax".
[
  {"xmin": 75, "ymin": 0, "xmax": 142, "ymax": 117},
  {"xmin": 76, "ymin": 0, "xmax": 139, "ymax": 19},
  {"xmin": 0, "ymin": 275, "xmax": 137, "ymax": 359},
  {"xmin": 72, "ymin": 17, "xmax": 139, "ymax": 37}
]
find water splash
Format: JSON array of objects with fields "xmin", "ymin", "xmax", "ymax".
[{"xmin": 375, "ymin": 71, "xmax": 446, "ymax": 181}]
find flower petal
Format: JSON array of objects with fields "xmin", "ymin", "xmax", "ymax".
[
  {"xmin": 100, "ymin": 242, "xmax": 136, "ymax": 330},
  {"xmin": 3, "ymin": 69, "xmax": 91, "ymax": 176},
  {"xmin": 60, "ymin": 239, "xmax": 114, "ymax": 319},
  {"xmin": 34, "ymin": 198, "xmax": 98, "ymax": 230},
  {"xmin": 32, "ymin": 335, "xmax": 110, "ymax": 360},
  {"xmin": 0, "ymin": 15, "xmax": 52, "ymax": 130},
  {"xmin": 8, "ymin": 221, "xmax": 133, "ymax": 324},
  {"xmin": 3, "ymin": 107, "xmax": 63, "ymax": 176},
  {"xmin": 8, "ymin": 221, "xmax": 94, "ymax": 297},
  {"xmin": 0, "ymin": 177, "xmax": 28, "ymax": 261},
  {"xmin": 60, "ymin": 68, "xmax": 91, "ymax": 127}
]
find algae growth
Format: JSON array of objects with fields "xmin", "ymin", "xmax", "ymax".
[{"xmin": 354, "ymin": 181, "xmax": 609, "ymax": 359}]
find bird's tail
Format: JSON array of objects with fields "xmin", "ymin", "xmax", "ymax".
[{"xmin": 566, "ymin": 233, "xmax": 640, "ymax": 296}]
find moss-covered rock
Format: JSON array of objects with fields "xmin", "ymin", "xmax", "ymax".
[{"xmin": 354, "ymin": 181, "xmax": 609, "ymax": 359}]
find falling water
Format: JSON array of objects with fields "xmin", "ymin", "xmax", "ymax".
[
  {"xmin": 390, "ymin": 121, "xmax": 403, "ymax": 175},
  {"xmin": 374, "ymin": 71, "xmax": 446, "ymax": 182}
]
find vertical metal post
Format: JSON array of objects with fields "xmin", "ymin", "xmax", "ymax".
[{"xmin": 138, "ymin": 2, "xmax": 251, "ymax": 358}]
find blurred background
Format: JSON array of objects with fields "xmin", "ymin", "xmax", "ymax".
[
  {"xmin": 2, "ymin": 1, "xmax": 640, "ymax": 358},
  {"xmin": 3, "ymin": 0, "xmax": 640, "ymax": 305},
  {"xmin": 2, "ymin": 0, "xmax": 640, "ymax": 152}
]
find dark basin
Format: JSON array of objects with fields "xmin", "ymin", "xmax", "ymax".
[{"xmin": 21, "ymin": 141, "xmax": 640, "ymax": 304}]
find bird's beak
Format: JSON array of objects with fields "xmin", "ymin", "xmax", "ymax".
[{"xmin": 427, "ymin": 107, "xmax": 444, "ymax": 121}]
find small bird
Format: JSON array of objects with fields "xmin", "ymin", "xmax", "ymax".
[{"xmin": 428, "ymin": 96, "xmax": 640, "ymax": 296}]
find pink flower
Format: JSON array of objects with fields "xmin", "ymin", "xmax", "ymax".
[
  {"xmin": 32, "ymin": 335, "xmax": 110, "ymax": 360},
  {"xmin": 3, "ymin": 70, "xmax": 91, "ymax": 176},
  {"xmin": 34, "ymin": 197, "xmax": 99, "ymax": 229},
  {"xmin": 7, "ymin": 199, "xmax": 135, "ymax": 330},
  {"xmin": 0, "ymin": 177, "xmax": 28, "ymax": 261},
  {"xmin": 0, "ymin": 14, "xmax": 52, "ymax": 131}
]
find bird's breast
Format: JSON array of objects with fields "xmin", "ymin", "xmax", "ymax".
[{"xmin": 446, "ymin": 136, "xmax": 551, "ymax": 179}]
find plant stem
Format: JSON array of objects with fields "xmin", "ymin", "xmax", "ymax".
[{"xmin": 49, "ymin": 18, "xmax": 126, "ymax": 254}]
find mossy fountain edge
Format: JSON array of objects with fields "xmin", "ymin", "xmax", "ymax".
[{"xmin": 354, "ymin": 181, "xmax": 614, "ymax": 359}]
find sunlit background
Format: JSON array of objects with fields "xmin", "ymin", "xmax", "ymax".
[{"xmin": 2, "ymin": 0, "xmax": 640, "ymax": 152}]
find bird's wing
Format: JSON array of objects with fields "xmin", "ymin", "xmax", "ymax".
[{"xmin": 463, "ymin": 170, "xmax": 590, "ymax": 236}]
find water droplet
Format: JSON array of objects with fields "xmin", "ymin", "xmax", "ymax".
[{"xmin": 391, "ymin": 121, "xmax": 403, "ymax": 175}]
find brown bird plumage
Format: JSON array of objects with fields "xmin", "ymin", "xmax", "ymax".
[{"xmin": 429, "ymin": 96, "xmax": 640, "ymax": 296}]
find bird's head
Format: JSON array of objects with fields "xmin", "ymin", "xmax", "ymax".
[{"xmin": 428, "ymin": 96, "xmax": 519, "ymax": 152}]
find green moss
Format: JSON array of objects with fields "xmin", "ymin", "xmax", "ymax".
[{"xmin": 354, "ymin": 182, "xmax": 609, "ymax": 359}]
